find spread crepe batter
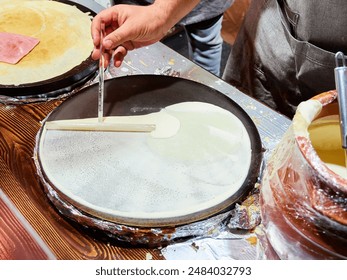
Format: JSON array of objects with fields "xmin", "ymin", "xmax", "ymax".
[
  {"xmin": 0, "ymin": 0, "xmax": 93, "ymax": 85},
  {"xmin": 38, "ymin": 102, "xmax": 252, "ymax": 221}
]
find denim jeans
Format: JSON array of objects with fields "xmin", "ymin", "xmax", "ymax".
[{"xmin": 185, "ymin": 15, "xmax": 224, "ymax": 77}]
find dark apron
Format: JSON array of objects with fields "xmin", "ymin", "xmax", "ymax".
[{"xmin": 224, "ymin": 0, "xmax": 347, "ymax": 117}]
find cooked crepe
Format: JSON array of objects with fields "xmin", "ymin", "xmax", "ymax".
[{"xmin": 0, "ymin": 0, "xmax": 93, "ymax": 85}]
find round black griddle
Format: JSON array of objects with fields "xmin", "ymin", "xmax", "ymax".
[
  {"xmin": 0, "ymin": 0, "xmax": 98, "ymax": 98},
  {"xmin": 38, "ymin": 75, "xmax": 263, "ymax": 228}
]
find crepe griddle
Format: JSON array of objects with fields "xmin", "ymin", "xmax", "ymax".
[
  {"xmin": 37, "ymin": 75, "xmax": 263, "ymax": 227},
  {"xmin": 0, "ymin": 0, "xmax": 98, "ymax": 98}
]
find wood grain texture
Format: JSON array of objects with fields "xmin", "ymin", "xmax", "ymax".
[
  {"xmin": 0, "ymin": 190, "xmax": 54, "ymax": 260},
  {"xmin": 0, "ymin": 100, "xmax": 164, "ymax": 260}
]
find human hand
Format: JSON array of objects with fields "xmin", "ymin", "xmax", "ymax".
[{"xmin": 91, "ymin": 4, "xmax": 171, "ymax": 68}]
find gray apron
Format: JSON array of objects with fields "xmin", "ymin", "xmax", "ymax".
[{"xmin": 223, "ymin": 0, "xmax": 347, "ymax": 117}]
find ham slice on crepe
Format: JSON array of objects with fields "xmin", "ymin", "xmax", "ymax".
[{"xmin": 0, "ymin": 32, "xmax": 40, "ymax": 64}]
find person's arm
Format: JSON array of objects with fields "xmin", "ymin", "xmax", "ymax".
[{"xmin": 91, "ymin": 0, "xmax": 200, "ymax": 67}]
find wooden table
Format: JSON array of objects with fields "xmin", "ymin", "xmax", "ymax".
[
  {"xmin": 0, "ymin": 98, "xmax": 167, "ymax": 259},
  {"xmin": 0, "ymin": 42, "xmax": 290, "ymax": 260}
]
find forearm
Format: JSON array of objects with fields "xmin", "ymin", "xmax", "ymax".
[{"xmin": 91, "ymin": 0, "xmax": 201, "ymax": 67}]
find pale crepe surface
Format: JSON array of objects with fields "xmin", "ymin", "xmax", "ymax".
[{"xmin": 38, "ymin": 102, "xmax": 252, "ymax": 221}]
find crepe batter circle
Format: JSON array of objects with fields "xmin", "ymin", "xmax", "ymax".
[{"xmin": 38, "ymin": 102, "xmax": 252, "ymax": 224}]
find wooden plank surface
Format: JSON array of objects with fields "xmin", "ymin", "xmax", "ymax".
[
  {"xmin": 0, "ymin": 189, "xmax": 55, "ymax": 260},
  {"xmin": 0, "ymin": 99, "xmax": 164, "ymax": 260}
]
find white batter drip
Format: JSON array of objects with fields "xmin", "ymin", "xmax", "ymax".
[{"xmin": 39, "ymin": 102, "xmax": 252, "ymax": 221}]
